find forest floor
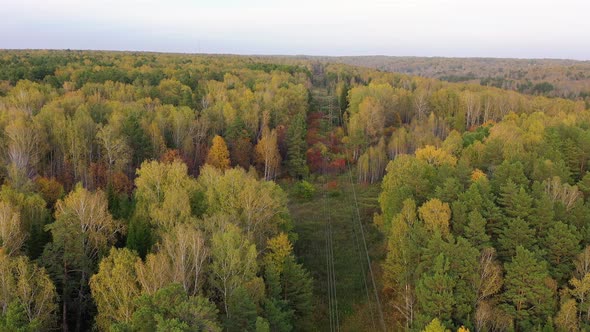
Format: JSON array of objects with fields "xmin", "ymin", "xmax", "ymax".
[{"xmin": 282, "ymin": 79, "xmax": 387, "ymax": 331}]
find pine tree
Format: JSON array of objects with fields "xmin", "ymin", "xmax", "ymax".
[
  {"xmin": 286, "ymin": 113, "xmax": 308, "ymax": 179},
  {"xmin": 498, "ymin": 180, "xmax": 532, "ymax": 220},
  {"xmin": 528, "ymin": 193, "xmax": 555, "ymax": 238},
  {"xmin": 498, "ymin": 218, "xmax": 537, "ymax": 260},
  {"xmin": 447, "ymin": 237, "xmax": 479, "ymax": 325},
  {"xmin": 543, "ymin": 221, "xmax": 580, "ymax": 283},
  {"xmin": 502, "ymin": 246, "xmax": 554, "ymax": 330},
  {"xmin": 464, "ymin": 210, "xmax": 490, "ymax": 250},
  {"xmin": 415, "ymin": 254, "xmax": 456, "ymax": 328},
  {"xmin": 225, "ymin": 287, "xmax": 258, "ymax": 332}
]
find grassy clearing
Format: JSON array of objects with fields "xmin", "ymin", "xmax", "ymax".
[{"xmin": 282, "ymin": 173, "xmax": 385, "ymax": 331}]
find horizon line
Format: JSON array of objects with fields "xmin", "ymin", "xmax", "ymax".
[{"xmin": 1, "ymin": 48, "xmax": 589, "ymax": 63}]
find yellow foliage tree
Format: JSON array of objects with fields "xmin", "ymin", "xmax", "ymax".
[
  {"xmin": 90, "ymin": 247, "xmax": 142, "ymax": 330},
  {"xmin": 555, "ymin": 298, "xmax": 579, "ymax": 332},
  {"xmin": 255, "ymin": 126, "xmax": 281, "ymax": 180},
  {"xmin": 0, "ymin": 249, "xmax": 57, "ymax": 329},
  {"xmin": 470, "ymin": 169, "xmax": 487, "ymax": 182},
  {"xmin": 418, "ymin": 198, "xmax": 451, "ymax": 235},
  {"xmin": 0, "ymin": 201, "xmax": 26, "ymax": 256},
  {"xmin": 206, "ymin": 135, "xmax": 231, "ymax": 171},
  {"xmin": 416, "ymin": 145, "xmax": 457, "ymax": 167}
]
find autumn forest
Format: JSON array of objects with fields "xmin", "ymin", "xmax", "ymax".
[{"xmin": 1, "ymin": 50, "xmax": 590, "ymax": 332}]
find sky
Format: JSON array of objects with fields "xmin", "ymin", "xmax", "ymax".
[{"xmin": 2, "ymin": 0, "xmax": 590, "ymax": 60}]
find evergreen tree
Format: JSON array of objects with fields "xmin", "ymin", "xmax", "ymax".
[
  {"xmin": 464, "ymin": 210, "xmax": 490, "ymax": 250},
  {"xmin": 498, "ymin": 218, "xmax": 537, "ymax": 260},
  {"xmin": 286, "ymin": 113, "xmax": 308, "ymax": 179},
  {"xmin": 502, "ymin": 246, "xmax": 555, "ymax": 330},
  {"xmin": 447, "ymin": 237, "xmax": 479, "ymax": 327},
  {"xmin": 498, "ymin": 180, "xmax": 532, "ymax": 220},
  {"xmin": 118, "ymin": 283, "xmax": 220, "ymax": 332},
  {"xmin": 543, "ymin": 221, "xmax": 581, "ymax": 283},
  {"xmin": 528, "ymin": 192, "xmax": 555, "ymax": 238},
  {"xmin": 225, "ymin": 287, "xmax": 258, "ymax": 332},
  {"xmin": 415, "ymin": 254, "xmax": 456, "ymax": 329}
]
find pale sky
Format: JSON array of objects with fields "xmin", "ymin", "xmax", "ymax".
[{"xmin": 2, "ymin": 0, "xmax": 590, "ymax": 60}]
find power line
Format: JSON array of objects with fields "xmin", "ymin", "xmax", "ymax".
[
  {"xmin": 315, "ymin": 81, "xmax": 340, "ymax": 332},
  {"xmin": 332, "ymin": 95, "xmax": 377, "ymax": 331},
  {"xmin": 336, "ymin": 85, "xmax": 387, "ymax": 331}
]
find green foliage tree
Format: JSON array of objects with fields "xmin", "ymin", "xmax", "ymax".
[
  {"xmin": 415, "ymin": 254, "xmax": 456, "ymax": 328},
  {"xmin": 498, "ymin": 218, "xmax": 537, "ymax": 260},
  {"xmin": 286, "ymin": 113, "xmax": 308, "ymax": 179},
  {"xmin": 543, "ymin": 221, "xmax": 581, "ymax": 283},
  {"xmin": 115, "ymin": 283, "xmax": 220, "ymax": 332},
  {"xmin": 502, "ymin": 246, "xmax": 554, "ymax": 330}
]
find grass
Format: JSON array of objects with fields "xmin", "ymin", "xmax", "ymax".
[{"xmin": 282, "ymin": 173, "xmax": 385, "ymax": 331}]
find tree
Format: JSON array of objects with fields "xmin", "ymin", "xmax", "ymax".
[
  {"xmin": 555, "ymin": 298, "xmax": 578, "ymax": 332},
  {"xmin": 225, "ymin": 286, "xmax": 258, "ymax": 332},
  {"xmin": 255, "ymin": 126, "xmax": 282, "ymax": 180},
  {"xmin": 0, "ymin": 201, "xmax": 26, "ymax": 256},
  {"xmin": 206, "ymin": 135, "xmax": 231, "ymax": 171},
  {"xmin": 528, "ymin": 192, "xmax": 555, "ymax": 238},
  {"xmin": 380, "ymin": 155, "xmax": 433, "ymax": 224},
  {"xmin": 0, "ymin": 185, "xmax": 49, "ymax": 258},
  {"xmin": 90, "ymin": 247, "xmax": 141, "ymax": 330},
  {"xmin": 415, "ymin": 254, "xmax": 456, "ymax": 328},
  {"xmin": 263, "ymin": 233, "xmax": 313, "ymax": 330},
  {"xmin": 34, "ymin": 176, "xmax": 64, "ymax": 208},
  {"xmin": 230, "ymin": 133, "xmax": 253, "ymax": 169},
  {"xmin": 198, "ymin": 165, "xmax": 289, "ymax": 248},
  {"xmin": 474, "ymin": 248, "xmax": 504, "ymax": 332},
  {"xmin": 416, "ymin": 145, "xmax": 457, "ymax": 167},
  {"xmin": 0, "ymin": 249, "xmax": 57, "ymax": 331},
  {"xmin": 133, "ymin": 160, "xmax": 199, "ymax": 233},
  {"xmin": 285, "ymin": 113, "xmax": 308, "ymax": 179},
  {"xmin": 5, "ymin": 113, "xmax": 46, "ymax": 190},
  {"xmin": 498, "ymin": 218, "xmax": 537, "ymax": 260},
  {"xmin": 422, "ymin": 318, "xmax": 450, "ymax": 332},
  {"xmin": 96, "ymin": 123, "xmax": 131, "ymax": 172},
  {"xmin": 463, "ymin": 210, "xmax": 490, "ymax": 250},
  {"xmin": 64, "ymin": 108, "xmax": 97, "ymax": 184},
  {"xmin": 117, "ymin": 283, "xmax": 220, "ymax": 332},
  {"xmin": 502, "ymin": 246, "xmax": 554, "ymax": 330},
  {"xmin": 382, "ymin": 199, "xmax": 420, "ymax": 328},
  {"xmin": 418, "ymin": 199, "xmax": 451, "ymax": 236},
  {"xmin": 156, "ymin": 224, "xmax": 209, "ymax": 296},
  {"xmin": 498, "ymin": 181, "xmax": 532, "ymax": 220},
  {"xmin": 543, "ymin": 221, "xmax": 580, "ymax": 283},
  {"xmin": 44, "ymin": 184, "xmax": 123, "ymax": 330},
  {"xmin": 136, "ymin": 251, "xmax": 172, "ymax": 295},
  {"xmin": 444, "ymin": 237, "xmax": 479, "ymax": 325},
  {"xmin": 209, "ymin": 224, "xmax": 258, "ymax": 319}
]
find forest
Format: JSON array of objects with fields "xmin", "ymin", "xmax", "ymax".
[
  {"xmin": 313, "ymin": 56, "xmax": 590, "ymax": 101},
  {"xmin": 0, "ymin": 49, "xmax": 590, "ymax": 331}
]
